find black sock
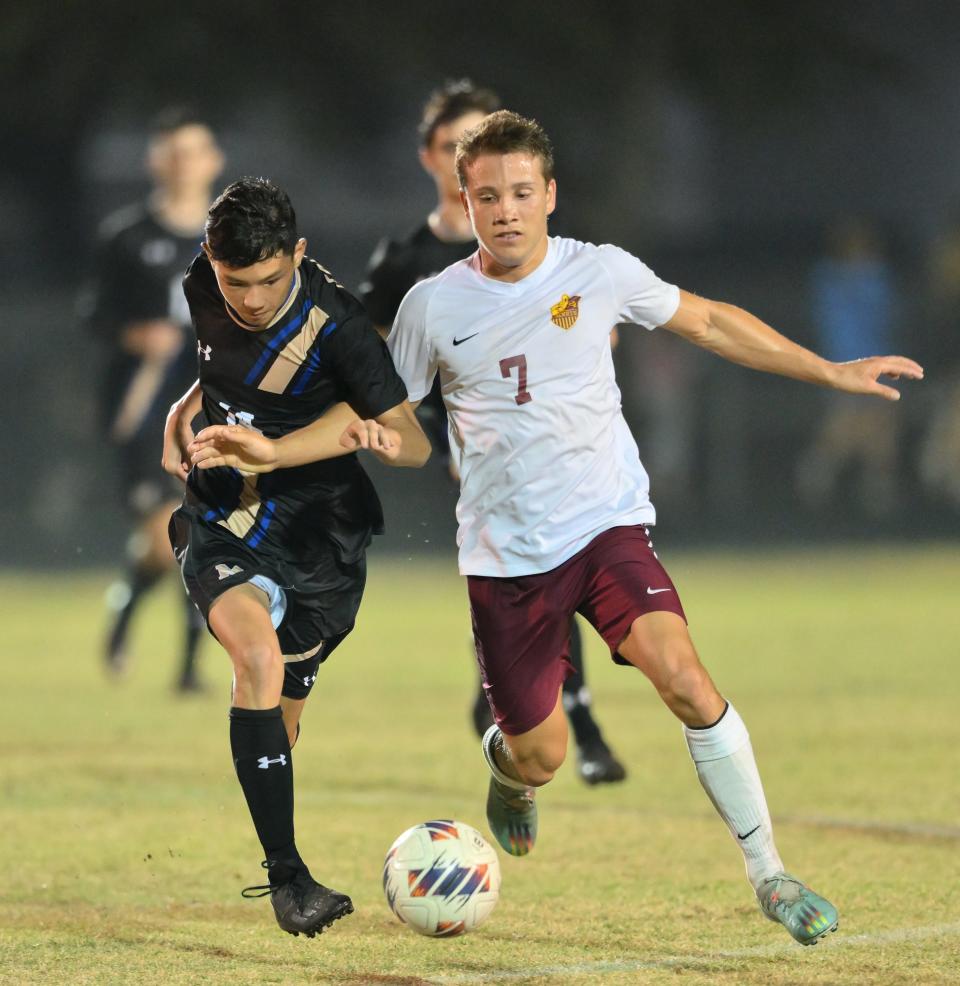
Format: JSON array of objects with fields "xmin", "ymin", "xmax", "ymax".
[
  {"xmin": 107, "ymin": 565, "xmax": 163, "ymax": 656},
  {"xmin": 562, "ymin": 620, "xmax": 602, "ymax": 745},
  {"xmin": 178, "ymin": 596, "xmax": 205, "ymax": 686},
  {"xmin": 229, "ymin": 706, "xmax": 302, "ymax": 882}
]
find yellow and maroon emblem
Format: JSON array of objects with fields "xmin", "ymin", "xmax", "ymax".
[{"xmin": 550, "ymin": 293, "xmax": 581, "ymax": 330}]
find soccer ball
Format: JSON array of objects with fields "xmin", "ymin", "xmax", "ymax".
[{"xmin": 382, "ymin": 819, "xmax": 501, "ymax": 937}]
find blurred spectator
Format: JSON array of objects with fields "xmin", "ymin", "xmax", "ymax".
[
  {"xmin": 78, "ymin": 108, "xmax": 223, "ymax": 692},
  {"xmin": 795, "ymin": 218, "xmax": 901, "ymax": 516},
  {"xmin": 918, "ymin": 214, "xmax": 960, "ymax": 507}
]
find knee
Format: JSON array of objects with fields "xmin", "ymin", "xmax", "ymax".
[
  {"xmin": 509, "ymin": 742, "xmax": 566, "ymax": 788},
  {"xmin": 657, "ymin": 659, "xmax": 719, "ymax": 719},
  {"xmin": 627, "ymin": 630, "xmax": 718, "ymax": 717},
  {"xmin": 230, "ymin": 641, "xmax": 283, "ymax": 686}
]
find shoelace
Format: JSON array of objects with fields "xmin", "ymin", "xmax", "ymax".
[{"xmin": 241, "ymin": 859, "xmax": 285, "ymax": 898}]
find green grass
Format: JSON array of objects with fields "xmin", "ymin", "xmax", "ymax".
[{"xmin": 2, "ymin": 545, "xmax": 959, "ymax": 985}]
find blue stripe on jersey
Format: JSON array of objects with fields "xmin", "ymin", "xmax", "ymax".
[
  {"xmin": 290, "ymin": 321, "xmax": 337, "ymax": 396},
  {"xmin": 243, "ymin": 299, "xmax": 314, "ymax": 386},
  {"xmin": 245, "ymin": 499, "xmax": 276, "ymax": 548}
]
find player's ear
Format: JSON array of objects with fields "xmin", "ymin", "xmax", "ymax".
[
  {"xmin": 293, "ymin": 238, "xmax": 307, "ymax": 267},
  {"xmin": 201, "ymin": 241, "xmax": 213, "ymax": 261},
  {"xmin": 459, "ymin": 187, "xmax": 470, "ymax": 220},
  {"xmin": 418, "ymin": 145, "xmax": 433, "ymax": 177},
  {"xmin": 545, "ymin": 178, "xmax": 557, "ymax": 217}
]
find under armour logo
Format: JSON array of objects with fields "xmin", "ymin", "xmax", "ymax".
[
  {"xmin": 215, "ymin": 563, "xmax": 243, "ymax": 581},
  {"xmin": 198, "ymin": 342, "xmax": 213, "ymax": 361},
  {"xmin": 257, "ymin": 755, "xmax": 287, "ymax": 769},
  {"xmin": 302, "ymin": 673, "xmax": 317, "ymax": 688}
]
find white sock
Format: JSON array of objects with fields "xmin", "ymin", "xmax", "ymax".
[{"xmin": 684, "ymin": 703, "xmax": 783, "ymax": 891}]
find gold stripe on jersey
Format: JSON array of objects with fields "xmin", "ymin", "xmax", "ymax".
[
  {"xmin": 215, "ymin": 474, "xmax": 262, "ymax": 540},
  {"xmin": 305, "ymin": 257, "xmax": 343, "ymax": 288},
  {"xmin": 258, "ymin": 305, "xmax": 330, "ymax": 394}
]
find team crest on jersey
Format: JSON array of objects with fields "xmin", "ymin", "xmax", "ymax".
[{"xmin": 550, "ymin": 293, "xmax": 581, "ymax": 329}]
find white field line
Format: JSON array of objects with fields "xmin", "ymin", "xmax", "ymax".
[{"xmin": 426, "ymin": 921, "xmax": 960, "ymax": 984}]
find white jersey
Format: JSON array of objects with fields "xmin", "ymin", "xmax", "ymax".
[{"xmin": 388, "ymin": 236, "xmax": 680, "ymax": 577}]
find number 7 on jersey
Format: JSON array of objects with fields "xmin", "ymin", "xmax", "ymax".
[{"xmin": 499, "ymin": 354, "xmax": 532, "ymax": 405}]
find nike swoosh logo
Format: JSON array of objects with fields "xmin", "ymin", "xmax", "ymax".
[
  {"xmin": 646, "ymin": 587, "xmax": 672, "ymax": 595},
  {"xmin": 452, "ymin": 333, "xmax": 479, "ymax": 346},
  {"xmin": 737, "ymin": 825, "xmax": 761, "ymax": 841}
]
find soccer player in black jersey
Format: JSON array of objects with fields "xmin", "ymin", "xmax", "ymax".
[
  {"xmin": 162, "ymin": 177, "xmax": 430, "ymax": 937},
  {"xmin": 82, "ymin": 109, "xmax": 224, "ymax": 692},
  {"xmin": 359, "ymin": 80, "xmax": 626, "ymax": 784}
]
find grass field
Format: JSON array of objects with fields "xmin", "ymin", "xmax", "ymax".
[{"xmin": 2, "ymin": 545, "xmax": 959, "ymax": 985}]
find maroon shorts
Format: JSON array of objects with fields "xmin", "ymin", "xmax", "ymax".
[{"xmin": 467, "ymin": 525, "xmax": 686, "ymax": 736}]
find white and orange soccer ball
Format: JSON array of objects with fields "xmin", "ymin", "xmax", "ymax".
[{"xmin": 382, "ymin": 819, "xmax": 501, "ymax": 937}]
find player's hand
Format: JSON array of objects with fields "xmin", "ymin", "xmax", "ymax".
[
  {"xmin": 339, "ymin": 419, "xmax": 403, "ymax": 462},
  {"xmin": 830, "ymin": 356, "xmax": 924, "ymax": 401},
  {"xmin": 188, "ymin": 425, "xmax": 280, "ymax": 473},
  {"xmin": 162, "ymin": 402, "xmax": 194, "ymax": 481}
]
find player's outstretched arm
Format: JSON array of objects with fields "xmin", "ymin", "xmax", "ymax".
[
  {"xmin": 189, "ymin": 399, "xmax": 431, "ymax": 472},
  {"xmin": 663, "ymin": 290, "xmax": 924, "ymax": 400},
  {"xmin": 162, "ymin": 379, "xmax": 203, "ymax": 480}
]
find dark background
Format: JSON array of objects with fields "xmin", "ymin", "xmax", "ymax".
[{"xmin": 3, "ymin": 0, "xmax": 958, "ymax": 567}]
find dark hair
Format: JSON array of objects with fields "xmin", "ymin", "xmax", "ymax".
[
  {"xmin": 205, "ymin": 177, "xmax": 298, "ymax": 268},
  {"xmin": 149, "ymin": 106, "xmax": 213, "ymax": 141},
  {"xmin": 455, "ymin": 110, "xmax": 554, "ymax": 188},
  {"xmin": 419, "ymin": 79, "xmax": 500, "ymax": 148}
]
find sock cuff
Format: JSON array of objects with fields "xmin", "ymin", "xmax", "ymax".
[
  {"xmin": 684, "ymin": 702, "xmax": 750, "ymax": 762},
  {"xmin": 481, "ymin": 725, "xmax": 528, "ymax": 791},
  {"xmin": 230, "ymin": 705, "xmax": 283, "ymax": 721}
]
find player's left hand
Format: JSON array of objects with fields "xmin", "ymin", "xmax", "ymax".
[
  {"xmin": 831, "ymin": 356, "xmax": 924, "ymax": 401},
  {"xmin": 340, "ymin": 419, "xmax": 403, "ymax": 462}
]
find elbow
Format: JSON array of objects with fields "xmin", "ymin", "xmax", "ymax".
[{"xmin": 412, "ymin": 439, "xmax": 432, "ymax": 468}]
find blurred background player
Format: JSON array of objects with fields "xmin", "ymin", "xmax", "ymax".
[
  {"xmin": 795, "ymin": 217, "xmax": 902, "ymax": 516},
  {"xmin": 359, "ymin": 80, "xmax": 626, "ymax": 784},
  {"xmin": 81, "ymin": 108, "xmax": 224, "ymax": 692}
]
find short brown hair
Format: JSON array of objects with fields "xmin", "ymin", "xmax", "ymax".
[
  {"xmin": 455, "ymin": 110, "xmax": 555, "ymax": 189},
  {"xmin": 419, "ymin": 79, "xmax": 501, "ymax": 148}
]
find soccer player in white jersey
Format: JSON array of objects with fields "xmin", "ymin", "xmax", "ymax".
[
  {"xmin": 190, "ymin": 111, "xmax": 923, "ymax": 945},
  {"xmin": 384, "ymin": 110, "xmax": 923, "ymax": 946}
]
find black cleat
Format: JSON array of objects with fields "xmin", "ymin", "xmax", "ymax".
[
  {"xmin": 576, "ymin": 736, "xmax": 627, "ymax": 785},
  {"xmin": 243, "ymin": 862, "xmax": 354, "ymax": 937}
]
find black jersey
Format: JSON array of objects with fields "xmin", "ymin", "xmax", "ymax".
[
  {"xmin": 83, "ymin": 204, "xmax": 202, "ymax": 443},
  {"xmin": 359, "ymin": 223, "xmax": 476, "ymax": 329},
  {"xmin": 182, "ymin": 253, "xmax": 408, "ymax": 566}
]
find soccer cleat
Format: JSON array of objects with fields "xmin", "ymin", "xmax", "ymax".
[
  {"xmin": 575, "ymin": 736, "xmax": 627, "ymax": 785},
  {"xmin": 756, "ymin": 871, "xmax": 839, "ymax": 945},
  {"xmin": 482, "ymin": 726, "xmax": 537, "ymax": 857},
  {"xmin": 242, "ymin": 862, "xmax": 354, "ymax": 937}
]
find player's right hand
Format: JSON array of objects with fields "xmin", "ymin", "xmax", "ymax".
[
  {"xmin": 339, "ymin": 419, "xmax": 403, "ymax": 462},
  {"xmin": 188, "ymin": 425, "xmax": 280, "ymax": 473}
]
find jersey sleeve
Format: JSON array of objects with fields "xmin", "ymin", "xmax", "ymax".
[
  {"xmin": 320, "ymin": 311, "xmax": 409, "ymax": 419},
  {"xmin": 596, "ymin": 244, "xmax": 680, "ymax": 329},
  {"xmin": 386, "ymin": 281, "xmax": 437, "ymax": 404},
  {"xmin": 357, "ymin": 238, "xmax": 410, "ymax": 330}
]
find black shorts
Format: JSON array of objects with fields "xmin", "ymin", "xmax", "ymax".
[{"xmin": 169, "ymin": 506, "xmax": 365, "ymax": 699}]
